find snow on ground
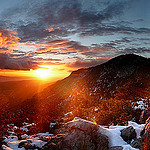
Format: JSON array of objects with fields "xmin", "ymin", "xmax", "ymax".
[
  {"xmin": 100, "ymin": 121, "xmax": 145, "ymax": 150},
  {"xmin": 133, "ymin": 99, "xmax": 148, "ymax": 110},
  {"xmin": 128, "ymin": 121, "xmax": 145, "ymax": 138},
  {"xmin": 2, "ymin": 145, "xmax": 15, "ymax": 150},
  {"xmin": 20, "ymin": 123, "xmax": 35, "ymax": 132},
  {"xmin": 26, "ymin": 138, "xmax": 47, "ymax": 148},
  {"xmin": 4, "ymin": 136, "xmax": 18, "ymax": 143},
  {"xmin": 36, "ymin": 132, "xmax": 53, "ymax": 138},
  {"xmin": 2, "ymin": 122, "xmax": 53, "ymax": 150},
  {"xmin": 3, "ymin": 136, "xmax": 48, "ymax": 150},
  {"xmin": 2, "ymin": 120, "xmax": 145, "ymax": 150}
]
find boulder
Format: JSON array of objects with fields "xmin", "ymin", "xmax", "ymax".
[
  {"xmin": 140, "ymin": 108, "xmax": 150, "ymax": 124},
  {"xmin": 130, "ymin": 138, "xmax": 141, "ymax": 149},
  {"xmin": 120, "ymin": 126, "xmax": 136, "ymax": 143},
  {"xmin": 141, "ymin": 117, "xmax": 150, "ymax": 138},
  {"xmin": 0, "ymin": 137, "xmax": 4, "ymax": 149},
  {"xmin": 18, "ymin": 140, "xmax": 36, "ymax": 149},
  {"xmin": 42, "ymin": 117, "xmax": 109, "ymax": 150}
]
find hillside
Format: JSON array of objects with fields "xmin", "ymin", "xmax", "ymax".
[
  {"xmin": 0, "ymin": 79, "xmax": 55, "ymax": 110},
  {"xmin": 0, "ymin": 54, "xmax": 150, "ymax": 148},
  {"xmin": 19, "ymin": 54, "xmax": 150, "ymax": 124},
  {"xmin": 36, "ymin": 54, "xmax": 150, "ymax": 103}
]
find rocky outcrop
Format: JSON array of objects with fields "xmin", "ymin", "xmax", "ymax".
[
  {"xmin": 141, "ymin": 117, "xmax": 150, "ymax": 149},
  {"xmin": 42, "ymin": 117, "xmax": 109, "ymax": 150},
  {"xmin": 120, "ymin": 126, "xmax": 136, "ymax": 143},
  {"xmin": 140, "ymin": 108, "xmax": 150, "ymax": 124},
  {"xmin": 18, "ymin": 140, "xmax": 36, "ymax": 149},
  {"xmin": 130, "ymin": 138, "xmax": 141, "ymax": 149}
]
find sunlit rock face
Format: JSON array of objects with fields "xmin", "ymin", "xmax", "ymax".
[
  {"xmin": 43, "ymin": 117, "xmax": 109, "ymax": 150},
  {"xmin": 140, "ymin": 117, "xmax": 150, "ymax": 149},
  {"xmin": 140, "ymin": 108, "xmax": 150, "ymax": 124}
]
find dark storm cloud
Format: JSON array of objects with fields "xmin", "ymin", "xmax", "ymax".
[
  {"xmin": 18, "ymin": 23, "xmax": 51, "ymax": 42},
  {"xmin": 34, "ymin": 0, "xmax": 127, "ymax": 25},
  {"xmin": 0, "ymin": 0, "xmax": 131, "ymax": 42},
  {"xmin": 0, "ymin": 53, "xmax": 38, "ymax": 70}
]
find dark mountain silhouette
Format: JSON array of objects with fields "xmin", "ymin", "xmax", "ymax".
[
  {"xmin": 22, "ymin": 54, "xmax": 150, "ymax": 119},
  {"xmin": 37, "ymin": 54, "xmax": 149, "ymax": 99}
]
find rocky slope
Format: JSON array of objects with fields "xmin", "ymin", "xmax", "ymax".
[
  {"xmin": 1, "ymin": 117, "xmax": 146, "ymax": 150},
  {"xmin": 38, "ymin": 54, "xmax": 150, "ymax": 101},
  {"xmin": 26, "ymin": 54, "xmax": 150, "ymax": 115}
]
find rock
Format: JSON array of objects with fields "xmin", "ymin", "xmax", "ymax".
[
  {"xmin": 120, "ymin": 126, "xmax": 136, "ymax": 143},
  {"xmin": 140, "ymin": 108, "xmax": 150, "ymax": 124},
  {"xmin": 140, "ymin": 117, "xmax": 150, "ymax": 149},
  {"xmin": 0, "ymin": 137, "xmax": 4, "ymax": 149},
  {"xmin": 42, "ymin": 117, "xmax": 109, "ymax": 150},
  {"xmin": 144, "ymin": 116, "xmax": 150, "ymax": 133},
  {"xmin": 18, "ymin": 140, "xmax": 36, "ymax": 149},
  {"xmin": 43, "ymin": 142, "xmax": 58, "ymax": 150},
  {"xmin": 130, "ymin": 138, "xmax": 141, "ymax": 149},
  {"xmin": 109, "ymin": 146, "xmax": 123, "ymax": 150},
  {"xmin": 141, "ymin": 117, "xmax": 150, "ymax": 138}
]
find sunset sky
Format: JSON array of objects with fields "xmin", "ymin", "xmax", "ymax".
[{"xmin": 0, "ymin": 0, "xmax": 150, "ymax": 80}]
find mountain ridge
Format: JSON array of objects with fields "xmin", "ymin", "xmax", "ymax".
[
  {"xmin": 37, "ymin": 53, "xmax": 150, "ymax": 101},
  {"xmin": 18, "ymin": 54, "xmax": 150, "ymax": 122}
]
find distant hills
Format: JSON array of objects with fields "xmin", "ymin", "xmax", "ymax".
[{"xmin": 0, "ymin": 80, "xmax": 54, "ymax": 110}]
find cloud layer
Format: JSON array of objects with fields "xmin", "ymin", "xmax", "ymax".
[
  {"xmin": 0, "ymin": 0, "xmax": 149, "ymax": 71},
  {"xmin": 0, "ymin": 53, "xmax": 38, "ymax": 70}
]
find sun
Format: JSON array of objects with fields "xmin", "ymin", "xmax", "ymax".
[{"xmin": 35, "ymin": 68, "xmax": 51, "ymax": 79}]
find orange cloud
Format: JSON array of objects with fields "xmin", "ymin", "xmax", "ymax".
[
  {"xmin": 0, "ymin": 29, "xmax": 20, "ymax": 52},
  {"xmin": 46, "ymin": 25, "xmax": 61, "ymax": 33}
]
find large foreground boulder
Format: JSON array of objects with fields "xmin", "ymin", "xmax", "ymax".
[
  {"xmin": 120, "ymin": 126, "xmax": 136, "ymax": 143},
  {"xmin": 42, "ymin": 117, "xmax": 109, "ymax": 150}
]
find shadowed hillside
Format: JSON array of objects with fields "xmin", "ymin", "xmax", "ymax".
[{"xmin": 19, "ymin": 54, "xmax": 150, "ymax": 124}]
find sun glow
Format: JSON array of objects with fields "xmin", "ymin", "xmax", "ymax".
[{"xmin": 34, "ymin": 68, "xmax": 51, "ymax": 79}]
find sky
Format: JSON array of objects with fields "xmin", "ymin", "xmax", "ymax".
[{"xmin": 0, "ymin": 0, "xmax": 150, "ymax": 79}]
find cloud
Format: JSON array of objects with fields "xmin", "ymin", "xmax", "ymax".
[
  {"xmin": 0, "ymin": 28, "xmax": 20, "ymax": 51},
  {"xmin": 66, "ymin": 58, "xmax": 109, "ymax": 68},
  {"xmin": 0, "ymin": 0, "xmax": 149, "ymax": 70},
  {"xmin": 79, "ymin": 25, "xmax": 150, "ymax": 37},
  {"xmin": 0, "ymin": 53, "xmax": 38, "ymax": 70},
  {"xmin": 0, "ymin": 0, "xmax": 131, "ymax": 43},
  {"xmin": 26, "ymin": 39, "xmax": 89, "ymax": 56},
  {"xmin": 34, "ymin": 57, "xmax": 62, "ymax": 62},
  {"xmin": 122, "ymin": 47, "xmax": 150, "ymax": 54}
]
